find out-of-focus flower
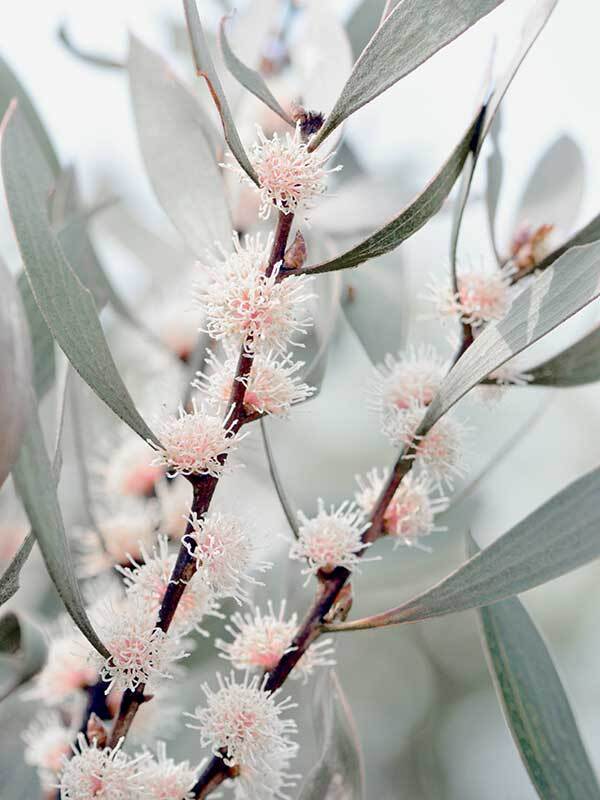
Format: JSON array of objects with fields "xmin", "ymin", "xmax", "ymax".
[
  {"xmin": 150, "ymin": 400, "xmax": 244, "ymax": 478},
  {"xmin": 355, "ymin": 468, "xmax": 448, "ymax": 548},
  {"xmin": 185, "ymin": 512, "xmax": 271, "ymax": 604},
  {"xmin": 370, "ymin": 345, "xmax": 446, "ymax": 416},
  {"xmin": 425, "ymin": 264, "xmax": 514, "ymax": 329},
  {"xmin": 290, "ymin": 500, "xmax": 371, "ymax": 578},
  {"xmin": 186, "ymin": 672, "xmax": 297, "ymax": 772},
  {"xmin": 90, "ymin": 597, "xmax": 189, "ymax": 694},
  {"xmin": 57, "ymin": 734, "xmax": 148, "ymax": 800},
  {"xmin": 510, "ymin": 222, "xmax": 555, "ymax": 272},
  {"xmin": 194, "ymin": 350, "xmax": 314, "ymax": 417},
  {"xmin": 137, "ymin": 741, "xmax": 201, "ymax": 800},
  {"xmin": 233, "ymin": 748, "xmax": 300, "ymax": 800},
  {"xmin": 195, "ymin": 233, "xmax": 314, "ymax": 353},
  {"xmin": 223, "ymin": 124, "xmax": 341, "ymax": 220},
  {"xmin": 216, "ymin": 601, "xmax": 334, "ymax": 681},
  {"xmin": 22, "ymin": 711, "xmax": 74, "ymax": 791},
  {"xmin": 118, "ymin": 535, "xmax": 221, "ymax": 636},
  {"xmin": 93, "ymin": 431, "xmax": 164, "ymax": 499},
  {"xmin": 155, "ymin": 478, "xmax": 193, "ymax": 541},
  {"xmin": 25, "ymin": 629, "xmax": 96, "ymax": 706}
]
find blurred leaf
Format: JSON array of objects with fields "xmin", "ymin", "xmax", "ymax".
[
  {"xmin": 479, "ymin": 593, "xmax": 600, "ymax": 799},
  {"xmin": 182, "ymin": 0, "xmax": 258, "ymax": 184},
  {"xmin": 419, "ymin": 241, "xmax": 600, "ymax": 437},
  {"xmin": 0, "ymin": 612, "xmax": 47, "ymax": 700},
  {"xmin": 529, "ymin": 325, "xmax": 600, "ymax": 387},
  {"xmin": 17, "ymin": 272, "xmax": 55, "ymax": 398},
  {"xmin": 12, "ymin": 398, "xmax": 109, "ymax": 658},
  {"xmin": 312, "ymin": 0, "xmax": 505, "ymax": 149},
  {"xmin": 0, "ymin": 55, "xmax": 60, "ymax": 176},
  {"xmin": 1, "ymin": 103, "xmax": 159, "ymax": 446},
  {"xmin": 511, "ymin": 135, "xmax": 585, "ymax": 242},
  {"xmin": 303, "ymin": 271, "xmax": 342, "ymax": 391},
  {"xmin": 486, "ymin": 123, "xmax": 503, "ymax": 264},
  {"xmin": 298, "ymin": 671, "xmax": 365, "ymax": 799},
  {"xmin": 327, "ymin": 464, "xmax": 600, "ymax": 632},
  {"xmin": 345, "ymin": 0, "xmax": 387, "ymax": 60},
  {"xmin": 0, "ymin": 258, "xmax": 32, "ymax": 490},
  {"xmin": 58, "ymin": 23, "xmax": 124, "ymax": 70},
  {"xmin": 0, "ymin": 534, "xmax": 34, "ymax": 608},
  {"xmin": 219, "ymin": 16, "xmax": 292, "ymax": 124},
  {"xmin": 128, "ymin": 36, "xmax": 232, "ymax": 258},
  {"xmin": 260, "ymin": 418, "xmax": 299, "ymax": 539},
  {"xmin": 298, "ymin": 108, "xmax": 484, "ymax": 275}
]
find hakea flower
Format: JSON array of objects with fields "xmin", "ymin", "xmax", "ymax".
[
  {"xmin": 22, "ymin": 711, "xmax": 75, "ymax": 791},
  {"xmin": 185, "ymin": 512, "xmax": 271, "ymax": 603},
  {"xmin": 370, "ymin": 345, "xmax": 446, "ymax": 416},
  {"xmin": 137, "ymin": 742, "xmax": 201, "ymax": 800},
  {"xmin": 117, "ymin": 535, "xmax": 221, "ymax": 637},
  {"xmin": 382, "ymin": 404, "xmax": 469, "ymax": 489},
  {"xmin": 195, "ymin": 233, "xmax": 314, "ymax": 353},
  {"xmin": 57, "ymin": 734, "xmax": 148, "ymax": 800},
  {"xmin": 76, "ymin": 498, "xmax": 159, "ymax": 577},
  {"xmin": 155, "ymin": 477, "xmax": 193, "ymax": 541},
  {"xmin": 89, "ymin": 597, "xmax": 189, "ymax": 694},
  {"xmin": 425, "ymin": 264, "xmax": 515, "ymax": 329},
  {"xmin": 194, "ymin": 349, "xmax": 315, "ymax": 417},
  {"xmin": 186, "ymin": 672, "xmax": 298, "ymax": 772},
  {"xmin": 233, "ymin": 748, "xmax": 300, "ymax": 800},
  {"xmin": 25, "ymin": 630, "xmax": 96, "ymax": 705},
  {"xmin": 216, "ymin": 600, "xmax": 335, "ymax": 682},
  {"xmin": 479, "ymin": 363, "xmax": 534, "ymax": 404},
  {"xmin": 290, "ymin": 500, "xmax": 371, "ymax": 579},
  {"xmin": 510, "ymin": 222, "xmax": 555, "ymax": 272},
  {"xmin": 93, "ymin": 431, "xmax": 164, "ymax": 499},
  {"xmin": 150, "ymin": 399, "xmax": 244, "ymax": 478},
  {"xmin": 154, "ymin": 299, "xmax": 203, "ymax": 362},
  {"xmin": 223, "ymin": 123, "xmax": 341, "ymax": 220},
  {"xmin": 354, "ymin": 468, "xmax": 449, "ymax": 549}
]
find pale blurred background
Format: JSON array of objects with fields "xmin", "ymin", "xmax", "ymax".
[{"xmin": 2, "ymin": 1, "xmax": 600, "ymax": 797}]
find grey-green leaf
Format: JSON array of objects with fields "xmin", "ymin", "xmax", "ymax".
[
  {"xmin": 535, "ymin": 212, "xmax": 600, "ymax": 275},
  {"xmin": 0, "ymin": 258, "xmax": 32, "ymax": 490},
  {"xmin": 0, "ymin": 612, "xmax": 47, "ymax": 700},
  {"xmin": 219, "ymin": 16, "xmax": 292, "ymax": 125},
  {"xmin": 17, "ymin": 272, "xmax": 55, "ymax": 398},
  {"xmin": 128, "ymin": 35, "xmax": 232, "ymax": 257},
  {"xmin": 298, "ymin": 671, "xmax": 365, "ymax": 799},
  {"xmin": 182, "ymin": 0, "xmax": 258, "ymax": 184},
  {"xmin": 12, "ymin": 398, "xmax": 109, "ymax": 658},
  {"xmin": 529, "ymin": 325, "xmax": 600, "ymax": 387},
  {"xmin": 260, "ymin": 418, "xmax": 299, "ymax": 540},
  {"xmin": 479, "ymin": 596, "xmax": 600, "ymax": 799},
  {"xmin": 326, "ymin": 464, "xmax": 600, "ymax": 632},
  {"xmin": 312, "ymin": 0, "xmax": 505, "ymax": 149},
  {"xmin": 297, "ymin": 108, "xmax": 484, "ymax": 275},
  {"xmin": 1, "ymin": 103, "xmax": 158, "ymax": 446},
  {"xmin": 0, "ymin": 534, "xmax": 35, "ymax": 608}
]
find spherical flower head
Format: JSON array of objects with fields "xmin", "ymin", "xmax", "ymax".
[
  {"xmin": 76, "ymin": 499, "xmax": 159, "ymax": 577},
  {"xmin": 25, "ymin": 631, "xmax": 97, "ymax": 705},
  {"xmin": 354, "ymin": 468, "xmax": 448, "ymax": 549},
  {"xmin": 185, "ymin": 512, "xmax": 271, "ymax": 604},
  {"xmin": 370, "ymin": 345, "xmax": 446, "ymax": 417},
  {"xmin": 23, "ymin": 712, "xmax": 74, "ymax": 790},
  {"xmin": 58, "ymin": 734, "xmax": 147, "ymax": 800},
  {"xmin": 94, "ymin": 432, "xmax": 164, "ymax": 498},
  {"xmin": 137, "ymin": 742, "xmax": 201, "ymax": 800},
  {"xmin": 150, "ymin": 399, "xmax": 244, "ymax": 478},
  {"xmin": 187, "ymin": 672, "xmax": 298, "ymax": 770},
  {"xmin": 291, "ymin": 500, "xmax": 370, "ymax": 579},
  {"xmin": 233, "ymin": 748, "xmax": 300, "ymax": 800},
  {"xmin": 117, "ymin": 535, "xmax": 221, "ymax": 637},
  {"xmin": 194, "ymin": 349, "xmax": 314, "ymax": 417},
  {"xmin": 89, "ymin": 597, "xmax": 189, "ymax": 694},
  {"xmin": 195, "ymin": 234, "xmax": 314, "ymax": 353},
  {"xmin": 223, "ymin": 123, "xmax": 341, "ymax": 220},
  {"xmin": 425, "ymin": 264, "xmax": 514, "ymax": 330},
  {"xmin": 155, "ymin": 478, "xmax": 193, "ymax": 541},
  {"xmin": 216, "ymin": 601, "xmax": 334, "ymax": 682}
]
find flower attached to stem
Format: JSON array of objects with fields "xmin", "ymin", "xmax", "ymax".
[{"xmin": 137, "ymin": 741, "xmax": 202, "ymax": 800}]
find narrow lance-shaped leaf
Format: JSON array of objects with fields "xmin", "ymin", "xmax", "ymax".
[
  {"xmin": 17, "ymin": 271, "xmax": 55, "ymax": 398},
  {"xmin": 478, "ymin": 590, "xmax": 600, "ymax": 799},
  {"xmin": 311, "ymin": 0, "xmax": 506, "ymax": 149},
  {"xmin": 298, "ymin": 671, "xmax": 365, "ymax": 800},
  {"xmin": 326, "ymin": 464, "xmax": 600, "ymax": 632},
  {"xmin": 128, "ymin": 35, "xmax": 232, "ymax": 258},
  {"xmin": 486, "ymin": 116, "xmax": 504, "ymax": 264},
  {"xmin": 182, "ymin": 0, "xmax": 258, "ymax": 184},
  {"xmin": 12, "ymin": 395, "xmax": 110, "ymax": 658},
  {"xmin": 0, "ymin": 257, "xmax": 32, "ymax": 490},
  {"xmin": 260, "ymin": 418, "xmax": 299, "ymax": 540},
  {"xmin": 295, "ymin": 107, "xmax": 484, "ymax": 275},
  {"xmin": 1, "ymin": 102, "xmax": 159, "ymax": 446},
  {"xmin": 528, "ymin": 325, "xmax": 600, "ymax": 387},
  {"xmin": 0, "ymin": 535, "xmax": 35, "ymax": 609},
  {"xmin": 219, "ymin": 16, "xmax": 292, "ymax": 125},
  {"xmin": 0, "ymin": 612, "xmax": 47, "ymax": 701}
]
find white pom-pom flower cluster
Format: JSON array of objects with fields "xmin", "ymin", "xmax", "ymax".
[
  {"xmin": 23, "ymin": 711, "xmax": 75, "ymax": 791},
  {"xmin": 93, "ymin": 430, "xmax": 164, "ymax": 499},
  {"xmin": 25, "ymin": 627, "xmax": 97, "ymax": 706},
  {"xmin": 223, "ymin": 123, "xmax": 341, "ymax": 220},
  {"xmin": 216, "ymin": 600, "xmax": 335, "ymax": 682},
  {"xmin": 58, "ymin": 735, "xmax": 148, "ymax": 800},
  {"xmin": 187, "ymin": 672, "xmax": 298, "ymax": 794},
  {"xmin": 137, "ymin": 741, "xmax": 202, "ymax": 800},
  {"xmin": 195, "ymin": 233, "xmax": 314, "ymax": 355}
]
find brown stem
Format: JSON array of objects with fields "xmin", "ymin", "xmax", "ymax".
[{"xmin": 267, "ymin": 211, "xmax": 294, "ymax": 276}]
